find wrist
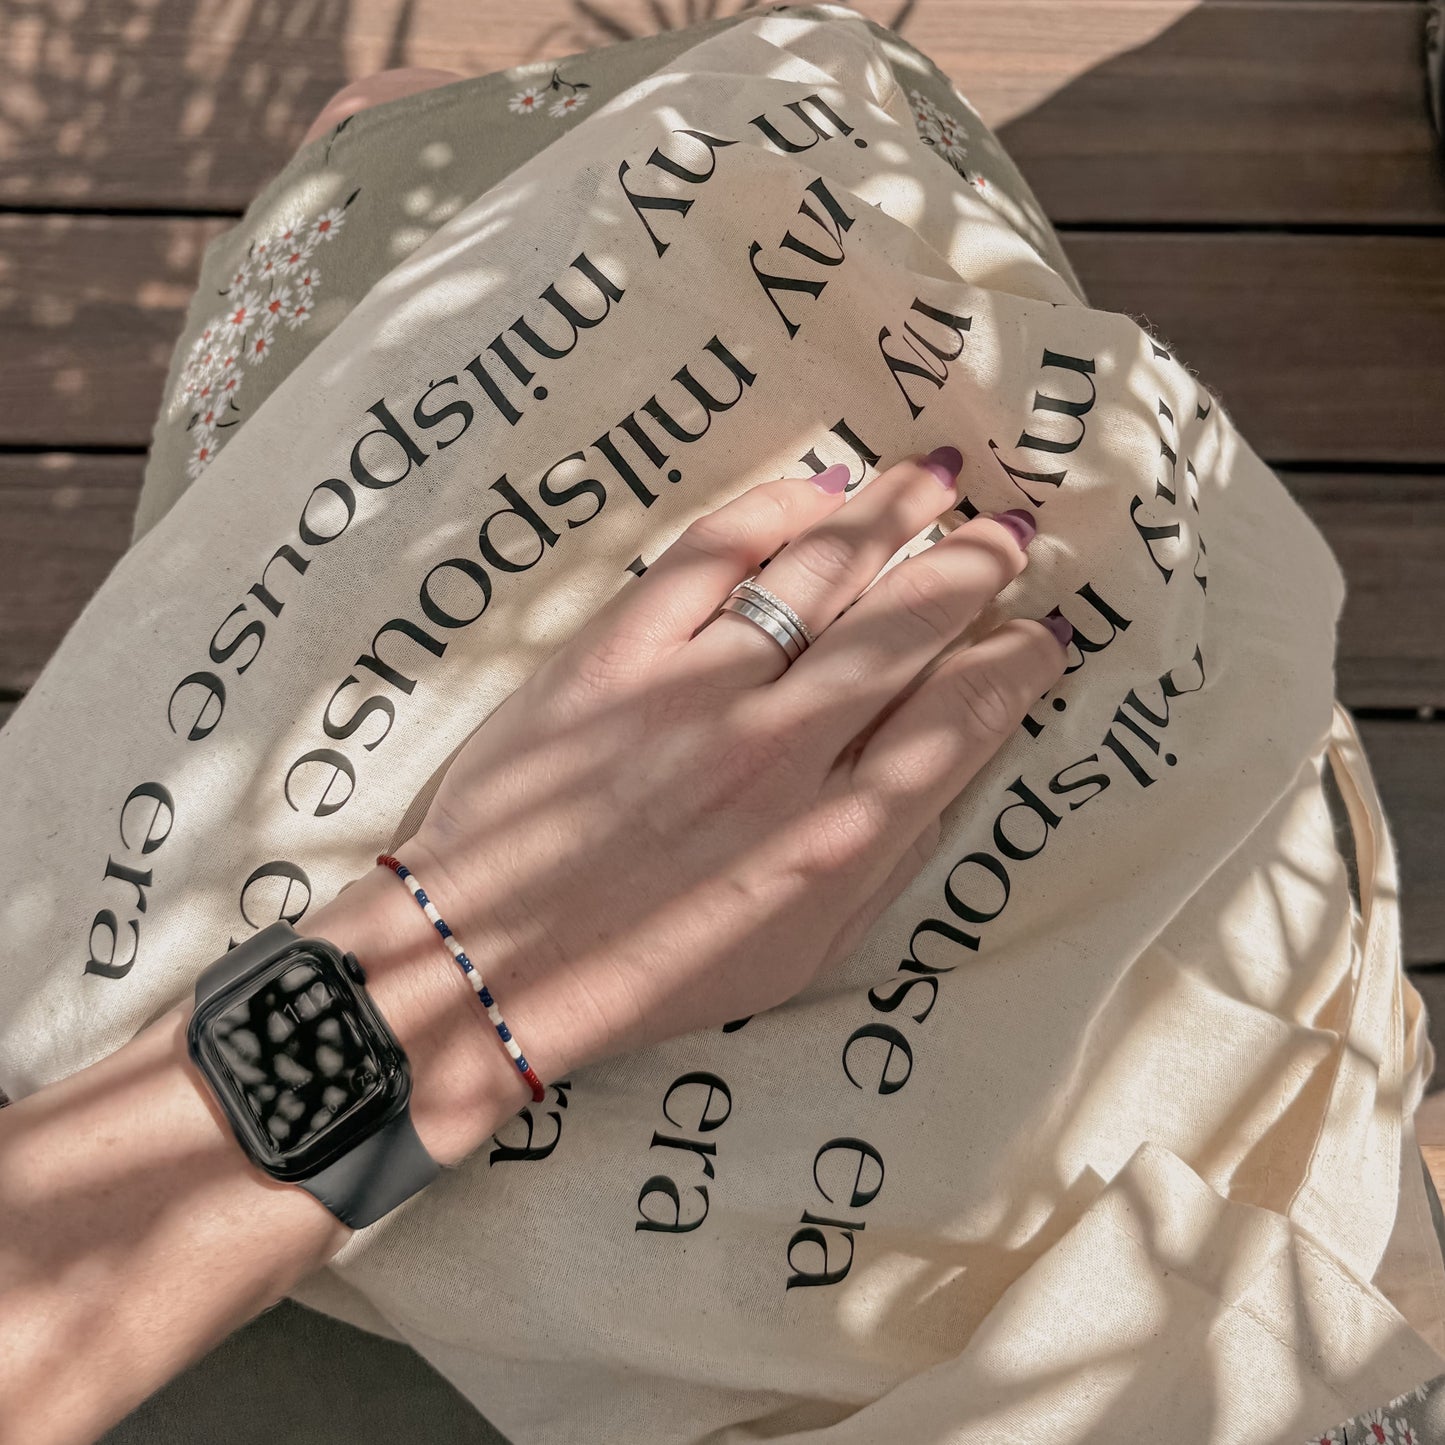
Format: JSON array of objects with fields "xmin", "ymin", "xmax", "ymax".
[{"xmin": 305, "ymin": 850, "xmax": 534, "ymax": 1167}]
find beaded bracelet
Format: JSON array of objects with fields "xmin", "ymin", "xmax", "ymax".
[{"xmin": 376, "ymin": 854, "xmax": 546, "ymax": 1103}]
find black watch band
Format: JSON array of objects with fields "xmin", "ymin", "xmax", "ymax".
[{"xmin": 193, "ymin": 922, "xmax": 440, "ymax": 1229}]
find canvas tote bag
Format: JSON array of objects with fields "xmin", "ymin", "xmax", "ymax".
[{"xmin": 1, "ymin": 7, "xmax": 1441, "ymax": 1440}]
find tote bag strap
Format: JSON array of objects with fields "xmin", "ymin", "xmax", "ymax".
[{"xmin": 1287, "ymin": 703, "xmax": 1412, "ymax": 1280}]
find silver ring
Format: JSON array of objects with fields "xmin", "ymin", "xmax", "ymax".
[
  {"xmin": 732, "ymin": 578, "xmax": 817, "ymax": 647},
  {"xmin": 718, "ymin": 595, "xmax": 806, "ymax": 663}
]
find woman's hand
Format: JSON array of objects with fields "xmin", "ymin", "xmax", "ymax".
[
  {"xmin": 369, "ymin": 447, "xmax": 1069, "ymax": 1141},
  {"xmin": 0, "ymin": 449, "xmax": 1068, "ymax": 1445}
]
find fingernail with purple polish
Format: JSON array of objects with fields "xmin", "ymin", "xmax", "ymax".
[
  {"xmin": 810, "ymin": 462, "xmax": 850, "ymax": 494},
  {"xmin": 923, "ymin": 445, "xmax": 964, "ymax": 490},
  {"xmin": 991, "ymin": 508, "xmax": 1037, "ymax": 549},
  {"xmin": 1042, "ymin": 607, "xmax": 1073, "ymax": 648}
]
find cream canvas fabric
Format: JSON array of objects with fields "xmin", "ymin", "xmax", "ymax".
[{"xmin": 1, "ymin": 9, "xmax": 1441, "ymax": 1441}]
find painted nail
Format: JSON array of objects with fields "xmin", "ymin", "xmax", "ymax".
[
  {"xmin": 922, "ymin": 445, "xmax": 964, "ymax": 490},
  {"xmin": 1042, "ymin": 607, "xmax": 1073, "ymax": 648},
  {"xmin": 810, "ymin": 462, "xmax": 850, "ymax": 494},
  {"xmin": 990, "ymin": 508, "xmax": 1037, "ymax": 549}
]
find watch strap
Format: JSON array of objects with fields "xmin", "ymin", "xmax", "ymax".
[
  {"xmin": 300, "ymin": 1101, "xmax": 440, "ymax": 1229},
  {"xmin": 195, "ymin": 920, "xmax": 300, "ymax": 1002}
]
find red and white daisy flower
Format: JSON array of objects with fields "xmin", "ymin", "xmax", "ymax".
[
  {"xmin": 938, "ymin": 138, "xmax": 969, "ymax": 173},
  {"xmin": 217, "ymin": 369, "xmax": 244, "ymax": 401},
  {"xmin": 1358, "ymin": 1410, "xmax": 1397, "ymax": 1445},
  {"xmin": 222, "ymin": 290, "xmax": 262, "ymax": 337},
  {"xmin": 311, "ymin": 206, "xmax": 346, "ymax": 243},
  {"xmin": 191, "ymin": 398, "xmax": 226, "ymax": 434},
  {"xmin": 295, "ymin": 265, "xmax": 320, "ymax": 293},
  {"xmin": 285, "ymin": 296, "xmax": 314, "ymax": 330},
  {"xmin": 508, "ymin": 86, "xmax": 545, "ymax": 116},
  {"xmin": 186, "ymin": 437, "xmax": 220, "ymax": 480},
  {"xmin": 1305, "ymin": 1432, "xmax": 1342, "ymax": 1445},
  {"xmin": 1398, "ymin": 1422, "xmax": 1420, "ymax": 1445},
  {"xmin": 275, "ymin": 234, "xmax": 316, "ymax": 275},
  {"xmin": 246, "ymin": 317, "xmax": 279, "ymax": 365},
  {"xmin": 549, "ymin": 91, "xmax": 587, "ymax": 118},
  {"xmin": 256, "ymin": 250, "xmax": 282, "ymax": 281},
  {"xmin": 263, "ymin": 286, "xmax": 292, "ymax": 321},
  {"xmin": 221, "ymin": 264, "xmax": 251, "ymax": 296}
]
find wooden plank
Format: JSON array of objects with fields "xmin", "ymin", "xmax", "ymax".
[
  {"xmin": 0, "ymin": 215, "xmax": 227, "ymax": 448},
  {"xmin": 4, "ymin": 216, "xmax": 1442, "ymax": 459},
  {"xmin": 1067, "ymin": 233, "xmax": 1445, "ymax": 465},
  {"xmin": 0, "ymin": 453, "xmax": 143, "ymax": 692},
  {"xmin": 1360, "ymin": 721, "xmax": 1445, "ymax": 967},
  {"xmin": 994, "ymin": 1, "xmax": 1445, "ymax": 224},
  {"xmin": 1286, "ymin": 474, "xmax": 1445, "ymax": 710},
  {"xmin": 0, "ymin": 1, "xmax": 1439, "ymax": 224}
]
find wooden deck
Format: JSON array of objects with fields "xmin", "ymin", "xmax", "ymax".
[{"xmin": 3, "ymin": 0, "xmax": 1445, "ymax": 1005}]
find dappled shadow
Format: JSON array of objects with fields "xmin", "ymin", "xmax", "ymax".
[{"xmin": 2, "ymin": 2, "xmax": 1445, "ymax": 1443}]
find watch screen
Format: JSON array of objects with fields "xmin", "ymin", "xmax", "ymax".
[{"xmin": 210, "ymin": 956, "xmax": 386, "ymax": 1157}]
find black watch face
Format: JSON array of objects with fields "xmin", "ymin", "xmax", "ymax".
[{"xmin": 189, "ymin": 942, "xmax": 409, "ymax": 1181}]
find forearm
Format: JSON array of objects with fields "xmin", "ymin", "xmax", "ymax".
[
  {"xmin": 0, "ymin": 854, "xmax": 530, "ymax": 1445},
  {"xmin": 0, "ymin": 1006, "xmax": 346, "ymax": 1444}
]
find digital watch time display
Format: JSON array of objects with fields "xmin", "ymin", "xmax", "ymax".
[{"xmin": 187, "ymin": 922, "xmax": 439, "ymax": 1228}]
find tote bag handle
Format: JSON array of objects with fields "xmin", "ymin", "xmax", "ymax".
[{"xmin": 1287, "ymin": 704, "xmax": 1422, "ymax": 1280}]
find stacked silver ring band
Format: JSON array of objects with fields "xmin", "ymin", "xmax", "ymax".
[{"xmin": 718, "ymin": 576, "xmax": 817, "ymax": 664}]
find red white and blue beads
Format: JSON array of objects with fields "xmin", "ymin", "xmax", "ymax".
[{"xmin": 376, "ymin": 854, "xmax": 545, "ymax": 1103}]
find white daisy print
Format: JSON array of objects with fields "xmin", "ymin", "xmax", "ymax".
[
  {"xmin": 275, "ymin": 234, "xmax": 316, "ymax": 275},
  {"xmin": 1398, "ymin": 1422, "xmax": 1420, "ymax": 1445},
  {"xmin": 186, "ymin": 436, "xmax": 220, "ymax": 480},
  {"xmin": 549, "ymin": 91, "xmax": 587, "ymax": 118},
  {"xmin": 937, "ymin": 139, "xmax": 968, "ymax": 170},
  {"xmin": 221, "ymin": 264, "xmax": 250, "ymax": 297},
  {"xmin": 509, "ymin": 86, "xmax": 545, "ymax": 116},
  {"xmin": 1303, "ymin": 1431, "xmax": 1341, "ymax": 1445},
  {"xmin": 285, "ymin": 296, "xmax": 314, "ymax": 330},
  {"xmin": 295, "ymin": 265, "xmax": 320, "ymax": 293},
  {"xmin": 908, "ymin": 89, "xmax": 944, "ymax": 139},
  {"xmin": 217, "ymin": 369, "xmax": 244, "ymax": 402},
  {"xmin": 1358, "ymin": 1411, "xmax": 1397, "ymax": 1445},
  {"xmin": 191, "ymin": 397, "xmax": 227, "ymax": 434},
  {"xmin": 311, "ymin": 206, "xmax": 346, "ymax": 243},
  {"xmin": 262, "ymin": 286, "xmax": 292, "ymax": 323},
  {"xmin": 222, "ymin": 290, "xmax": 262, "ymax": 337},
  {"xmin": 246, "ymin": 317, "xmax": 278, "ymax": 366}
]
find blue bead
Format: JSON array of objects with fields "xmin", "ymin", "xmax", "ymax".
[
  {"xmin": 415, "ymin": 888, "xmax": 429, "ymax": 907},
  {"xmin": 515, "ymin": 1054, "xmax": 530, "ymax": 1072},
  {"xmin": 436, "ymin": 920, "xmax": 452, "ymax": 938},
  {"xmin": 498, "ymin": 1023, "xmax": 512, "ymax": 1042},
  {"xmin": 479, "ymin": 989, "xmax": 494, "ymax": 1007},
  {"xmin": 455, "ymin": 951, "xmax": 471, "ymax": 969}
]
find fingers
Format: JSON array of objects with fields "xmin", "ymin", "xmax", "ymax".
[
  {"xmin": 685, "ymin": 448, "xmax": 970, "ymax": 687},
  {"xmin": 594, "ymin": 465, "xmax": 854, "ymax": 666},
  {"xmin": 839, "ymin": 617, "xmax": 1072, "ymax": 846},
  {"xmin": 767, "ymin": 510, "xmax": 1037, "ymax": 754}
]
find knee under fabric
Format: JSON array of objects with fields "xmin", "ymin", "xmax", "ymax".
[{"xmin": 2, "ymin": 9, "xmax": 1441, "ymax": 1441}]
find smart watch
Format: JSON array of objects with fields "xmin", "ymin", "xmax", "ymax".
[{"xmin": 187, "ymin": 920, "xmax": 439, "ymax": 1228}]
